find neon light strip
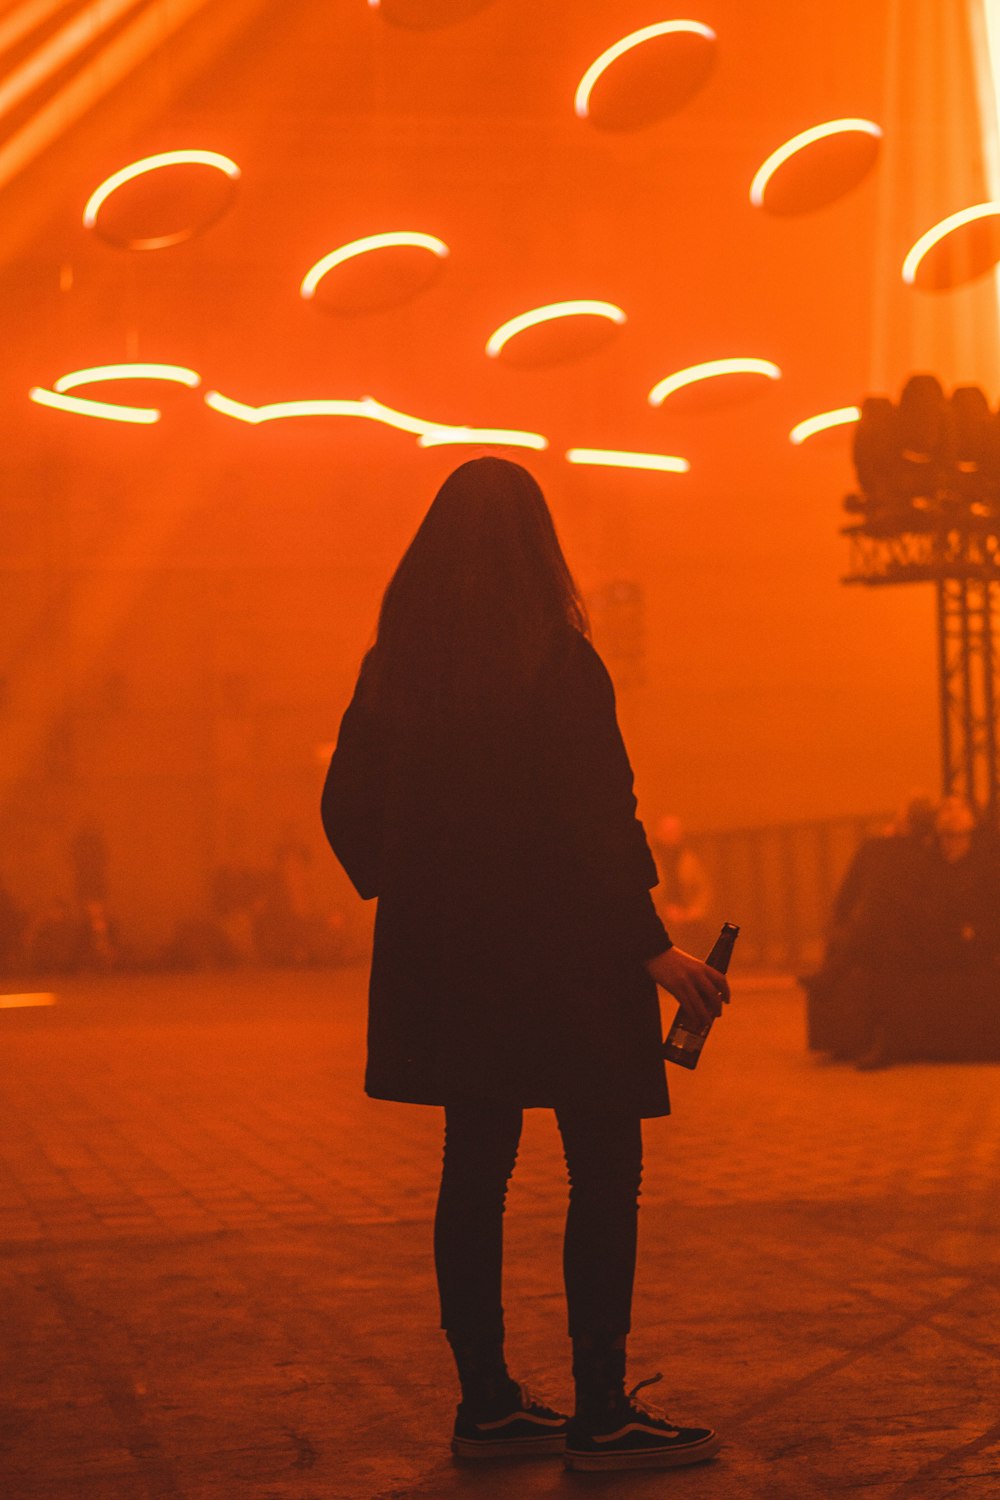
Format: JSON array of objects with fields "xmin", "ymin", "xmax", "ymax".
[
  {"xmin": 901, "ymin": 202, "xmax": 1000, "ymax": 284},
  {"xmin": 0, "ymin": 0, "xmax": 72, "ymax": 64},
  {"xmin": 575, "ymin": 20, "xmax": 716, "ymax": 119},
  {"xmin": 749, "ymin": 119, "xmax": 882, "ymax": 208},
  {"xmin": 0, "ymin": 0, "xmax": 146, "ymax": 127},
  {"xmin": 30, "ymin": 386, "xmax": 160, "ymax": 423},
  {"xmin": 54, "ymin": 363, "xmax": 201, "ymax": 392},
  {"xmin": 0, "ymin": 0, "xmax": 219, "ymax": 199},
  {"xmin": 301, "ymin": 232, "xmax": 449, "ymax": 300},
  {"xmin": 486, "ymin": 300, "xmax": 626, "ymax": 358},
  {"xmin": 360, "ymin": 397, "xmax": 448, "ymax": 435},
  {"xmin": 567, "ymin": 448, "xmax": 690, "ymax": 473},
  {"xmin": 83, "ymin": 150, "xmax": 241, "ymax": 231},
  {"xmin": 648, "ymin": 358, "xmax": 782, "ymax": 406},
  {"xmin": 204, "ymin": 392, "xmax": 375, "ymax": 424},
  {"xmin": 789, "ymin": 406, "xmax": 861, "ymax": 445},
  {"xmin": 0, "ymin": 992, "xmax": 57, "ymax": 1009},
  {"xmin": 418, "ymin": 427, "xmax": 549, "ymax": 451}
]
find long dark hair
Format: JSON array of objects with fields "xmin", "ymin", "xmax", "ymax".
[{"xmin": 362, "ymin": 457, "xmax": 589, "ymax": 728}]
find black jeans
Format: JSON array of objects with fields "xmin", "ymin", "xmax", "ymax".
[{"xmin": 434, "ymin": 1098, "xmax": 643, "ymax": 1343}]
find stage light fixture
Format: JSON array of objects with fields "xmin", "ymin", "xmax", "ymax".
[
  {"xmin": 574, "ymin": 20, "xmax": 716, "ymax": 120},
  {"xmin": 749, "ymin": 119, "xmax": 882, "ymax": 209},
  {"xmin": 418, "ymin": 427, "xmax": 548, "ymax": 451},
  {"xmin": 53, "ymin": 363, "xmax": 201, "ymax": 392},
  {"xmin": 300, "ymin": 233, "xmax": 449, "ymax": 301},
  {"xmin": 648, "ymin": 358, "xmax": 781, "ymax": 406},
  {"xmin": 566, "ymin": 448, "xmax": 689, "ymax": 473},
  {"xmin": 902, "ymin": 203, "xmax": 1000, "ymax": 286},
  {"xmin": 82, "ymin": 150, "xmax": 241, "ymax": 248},
  {"xmin": 485, "ymin": 301, "xmax": 626, "ymax": 359},
  {"xmin": 30, "ymin": 386, "xmax": 160, "ymax": 423},
  {"xmin": 790, "ymin": 406, "xmax": 861, "ymax": 445}
]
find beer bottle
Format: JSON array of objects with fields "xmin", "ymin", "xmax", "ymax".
[{"xmin": 663, "ymin": 922, "xmax": 740, "ymax": 1070}]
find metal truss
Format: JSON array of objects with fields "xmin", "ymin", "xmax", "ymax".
[{"xmin": 841, "ymin": 519, "xmax": 1000, "ymax": 814}]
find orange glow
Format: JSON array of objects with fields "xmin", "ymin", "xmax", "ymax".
[
  {"xmin": 566, "ymin": 447, "xmax": 690, "ymax": 473},
  {"xmin": 0, "ymin": 0, "xmax": 72, "ymax": 61},
  {"xmin": 485, "ymin": 300, "xmax": 626, "ymax": 359},
  {"xmin": 82, "ymin": 150, "xmax": 241, "ymax": 232},
  {"xmin": 0, "ymin": 0, "xmax": 146, "ymax": 129},
  {"xmin": 901, "ymin": 203, "xmax": 1000, "ymax": 284},
  {"xmin": 53, "ymin": 363, "xmax": 201, "ymax": 393},
  {"xmin": 789, "ymin": 406, "xmax": 861, "ymax": 445},
  {"xmin": 30, "ymin": 386, "xmax": 160, "ymax": 423},
  {"xmin": 300, "ymin": 232, "xmax": 450, "ymax": 301},
  {"xmin": 574, "ymin": 20, "xmax": 716, "ymax": 120},
  {"xmin": 648, "ymin": 358, "xmax": 782, "ymax": 406},
  {"xmin": 418, "ymin": 427, "xmax": 549, "ymax": 451},
  {"xmin": 749, "ymin": 119, "xmax": 882, "ymax": 208},
  {"xmin": 0, "ymin": 992, "xmax": 57, "ymax": 1009}
]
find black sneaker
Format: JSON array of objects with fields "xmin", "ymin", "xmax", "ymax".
[
  {"xmin": 452, "ymin": 1382, "xmax": 569, "ymax": 1460},
  {"xmin": 564, "ymin": 1373, "xmax": 720, "ymax": 1472}
]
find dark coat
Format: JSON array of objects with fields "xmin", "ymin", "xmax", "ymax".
[{"xmin": 321, "ymin": 631, "xmax": 672, "ymax": 1117}]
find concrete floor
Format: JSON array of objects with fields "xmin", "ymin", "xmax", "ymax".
[{"xmin": 1, "ymin": 966, "xmax": 999, "ymax": 1499}]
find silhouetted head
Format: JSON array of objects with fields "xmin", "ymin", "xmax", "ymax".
[{"xmin": 364, "ymin": 457, "xmax": 588, "ymax": 726}]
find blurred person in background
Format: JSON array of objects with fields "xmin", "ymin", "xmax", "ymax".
[
  {"xmin": 322, "ymin": 457, "xmax": 728, "ymax": 1473},
  {"xmin": 650, "ymin": 814, "xmax": 714, "ymax": 959}
]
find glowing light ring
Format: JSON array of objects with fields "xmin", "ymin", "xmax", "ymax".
[
  {"xmin": 575, "ymin": 20, "xmax": 716, "ymax": 119},
  {"xmin": 418, "ymin": 427, "xmax": 548, "ymax": 451},
  {"xmin": 486, "ymin": 300, "xmax": 626, "ymax": 359},
  {"xmin": 53, "ymin": 363, "xmax": 201, "ymax": 393},
  {"xmin": 648, "ymin": 358, "xmax": 782, "ymax": 406},
  {"xmin": 82, "ymin": 150, "xmax": 241, "ymax": 231},
  {"xmin": 30, "ymin": 386, "xmax": 160, "ymax": 423},
  {"xmin": 360, "ymin": 397, "xmax": 448, "ymax": 435},
  {"xmin": 205, "ymin": 392, "xmax": 376, "ymax": 424},
  {"xmin": 790, "ymin": 406, "xmax": 861, "ymax": 446},
  {"xmin": 901, "ymin": 203, "xmax": 1000, "ymax": 285},
  {"xmin": 300, "ymin": 233, "xmax": 449, "ymax": 300},
  {"xmin": 749, "ymin": 119, "xmax": 882, "ymax": 208},
  {"xmin": 566, "ymin": 448, "xmax": 689, "ymax": 473}
]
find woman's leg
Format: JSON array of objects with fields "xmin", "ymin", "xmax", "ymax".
[
  {"xmin": 556, "ymin": 1107, "xmax": 643, "ymax": 1413},
  {"xmin": 434, "ymin": 1098, "xmax": 523, "ymax": 1407}
]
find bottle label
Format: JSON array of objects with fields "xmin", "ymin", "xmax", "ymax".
[{"xmin": 670, "ymin": 1025, "xmax": 705, "ymax": 1053}]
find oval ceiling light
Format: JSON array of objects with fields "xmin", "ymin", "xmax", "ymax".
[
  {"xmin": 575, "ymin": 21, "xmax": 717, "ymax": 130},
  {"xmin": 567, "ymin": 448, "xmax": 690, "ymax": 474},
  {"xmin": 301, "ymin": 232, "xmax": 449, "ymax": 314},
  {"xmin": 205, "ymin": 392, "xmax": 376, "ymax": 424},
  {"xmin": 367, "ymin": 0, "xmax": 497, "ymax": 29},
  {"xmin": 30, "ymin": 386, "xmax": 160, "ymax": 424},
  {"xmin": 750, "ymin": 119, "xmax": 881, "ymax": 215},
  {"xmin": 648, "ymin": 358, "xmax": 782, "ymax": 410},
  {"xmin": 418, "ymin": 426, "xmax": 548, "ymax": 451},
  {"xmin": 53, "ymin": 363, "xmax": 201, "ymax": 393},
  {"xmin": 83, "ymin": 150, "xmax": 241, "ymax": 250},
  {"xmin": 486, "ymin": 300, "xmax": 626, "ymax": 369},
  {"xmin": 902, "ymin": 203, "xmax": 1000, "ymax": 290},
  {"xmin": 790, "ymin": 406, "xmax": 861, "ymax": 445}
]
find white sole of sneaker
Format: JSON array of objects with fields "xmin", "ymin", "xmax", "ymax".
[
  {"xmin": 564, "ymin": 1432, "xmax": 721, "ymax": 1471},
  {"xmin": 452, "ymin": 1433, "xmax": 567, "ymax": 1460}
]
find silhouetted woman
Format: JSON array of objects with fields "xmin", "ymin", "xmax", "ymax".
[{"xmin": 321, "ymin": 457, "xmax": 728, "ymax": 1472}]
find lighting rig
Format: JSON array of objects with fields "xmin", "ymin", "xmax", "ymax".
[{"xmin": 843, "ymin": 374, "xmax": 1000, "ymax": 815}]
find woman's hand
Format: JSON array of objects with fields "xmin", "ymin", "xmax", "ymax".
[{"xmin": 645, "ymin": 945, "xmax": 730, "ymax": 1031}]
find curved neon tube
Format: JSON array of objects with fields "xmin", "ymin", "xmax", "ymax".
[
  {"xmin": 418, "ymin": 427, "xmax": 549, "ymax": 451},
  {"xmin": 82, "ymin": 150, "xmax": 241, "ymax": 231},
  {"xmin": 53, "ymin": 363, "xmax": 201, "ymax": 393},
  {"xmin": 30, "ymin": 386, "xmax": 160, "ymax": 423},
  {"xmin": 749, "ymin": 119, "xmax": 882, "ymax": 208},
  {"xmin": 574, "ymin": 20, "xmax": 716, "ymax": 120},
  {"xmin": 300, "ymin": 233, "xmax": 449, "ymax": 300},
  {"xmin": 789, "ymin": 406, "xmax": 861, "ymax": 446},
  {"xmin": 360, "ymin": 397, "xmax": 449, "ymax": 435},
  {"xmin": 648, "ymin": 358, "xmax": 781, "ymax": 407},
  {"xmin": 566, "ymin": 447, "xmax": 690, "ymax": 474},
  {"xmin": 902, "ymin": 202, "xmax": 1000, "ymax": 285},
  {"xmin": 205, "ymin": 392, "xmax": 376, "ymax": 424},
  {"xmin": 485, "ymin": 300, "xmax": 626, "ymax": 359}
]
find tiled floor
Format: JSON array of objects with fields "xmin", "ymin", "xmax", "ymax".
[{"xmin": 1, "ymin": 967, "xmax": 998, "ymax": 1498}]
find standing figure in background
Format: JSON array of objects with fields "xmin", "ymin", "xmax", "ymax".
[
  {"xmin": 322, "ymin": 457, "xmax": 728, "ymax": 1473},
  {"xmin": 650, "ymin": 814, "xmax": 714, "ymax": 960}
]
